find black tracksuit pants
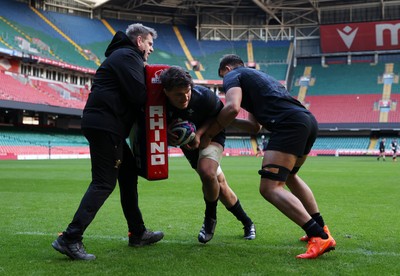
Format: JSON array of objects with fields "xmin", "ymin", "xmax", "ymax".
[{"xmin": 63, "ymin": 128, "xmax": 145, "ymax": 241}]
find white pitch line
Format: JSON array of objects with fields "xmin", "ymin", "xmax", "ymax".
[{"xmin": 16, "ymin": 231, "xmax": 400, "ymax": 257}]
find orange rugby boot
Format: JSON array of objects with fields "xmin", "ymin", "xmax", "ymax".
[{"xmin": 296, "ymin": 226, "xmax": 336, "ymax": 259}]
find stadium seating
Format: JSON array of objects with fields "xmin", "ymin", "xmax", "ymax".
[
  {"xmin": 0, "ymin": 127, "xmax": 89, "ymax": 159},
  {"xmin": 313, "ymin": 137, "xmax": 370, "ymax": 149},
  {"xmin": 0, "ymin": 71, "xmax": 86, "ymax": 109},
  {"xmin": 387, "ymin": 94, "xmax": 400, "ymax": 122},
  {"xmin": 296, "ymin": 63, "xmax": 384, "ymax": 96},
  {"xmin": 306, "ymin": 94, "xmax": 379, "ymax": 123},
  {"xmin": 291, "ymin": 62, "xmax": 400, "ymax": 123},
  {"xmin": 0, "ymin": 0, "xmax": 97, "ymax": 68},
  {"xmin": 224, "ymin": 137, "xmax": 254, "ymax": 156},
  {"xmin": 0, "ymin": 71, "xmax": 60, "ymax": 105},
  {"xmin": 173, "ymin": 27, "xmax": 290, "ymax": 81},
  {"xmin": 0, "ymin": 39, "xmax": 7, "ymax": 48},
  {"xmin": 252, "ymin": 40, "xmax": 290, "ymax": 80},
  {"xmin": 374, "ymin": 137, "xmax": 396, "ymax": 149},
  {"xmin": 1, "ymin": 0, "xmax": 291, "ymax": 81},
  {"xmin": 254, "ymin": 135, "xmax": 374, "ymax": 156},
  {"xmin": 40, "ymin": 11, "xmax": 112, "ymax": 64},
  {"xmin": 218, "ymin": 97, "xmax": 249, "ymax": 119},
  {"xmin": 253, "ymin": 40, "xmax": 290, "ymax": 63},
  {"xmin": 258, "ymin": 63, "xmax": 287, "ymax": 81}
]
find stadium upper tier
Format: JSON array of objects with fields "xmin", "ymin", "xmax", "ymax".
[
  {"xmin": 290, "ymin": 62, "xmax": 400, "ymax": 123},
  {"xmin": 0, "ymin": 0, "xmax": 290, "ymax": 81},
  {"xmin": 0, "ymin": 0, "xmax": 99, "ymax": 68},
  {"xmin": 293, "ymin": 63, "xmax": 385, "ymax": 96}
]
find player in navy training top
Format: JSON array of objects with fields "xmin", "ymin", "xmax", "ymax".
[
  {"xmin": 390, "ymin": 139, "xmax": 397, "ymax": 161},
  {"xmin": 377, "ymin": 138, "xmax": 386, "ymax": 161},
  {"xmin": 200, "ymin": 54, "xmax": 336, "ymax": 259},
  {"xmin": 160, "ymin": 66, "xmax": 256, "ymax": 243}
]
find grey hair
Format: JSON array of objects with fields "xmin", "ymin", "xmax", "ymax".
[{"xmin": 126, "ymin": 23, "xmax": 158, "ymax": 45}]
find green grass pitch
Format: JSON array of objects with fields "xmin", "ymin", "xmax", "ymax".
[{"xmin": 0, "ymin": 156, "xmax": 399, "ymax": 275}]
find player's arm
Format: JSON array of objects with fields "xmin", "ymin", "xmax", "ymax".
[
  {"xmin": 167, "ymin": 119, "xmax": 180, "ymax": 146},
  {"xmin": 200, "ymin": 87, "xmax": 242, "ymax": 148},
  {"xmin": 230, "ymin": 113, "xmax": 261, "ymax": 134},
  {"xmin": 184, "ymin": 119, "xmax": 212, "ymax": 150},
  {"xmin": 115, "ymin": 51, "xmax": 146, "ymax": 105},
  {"xmin": 196, "ymin": 119, "xmax": 213, "ymax": 137},
  {"xmin": 186, "ymin": 88, "xmax": 222, "ymax": 150}
]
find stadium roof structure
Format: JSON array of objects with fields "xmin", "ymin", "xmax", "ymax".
[
  {"xmin": 94, "ymin": 0, "xmax": 400, "ymax": 25},
  {"xmin": 72, "ymin": 0, "xmax": 110, "ymax": 8},
  {"xmin": 46, "ymin": 0, "xmax": 400, "ymax": 26}
]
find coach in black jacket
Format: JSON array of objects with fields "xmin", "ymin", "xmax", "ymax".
[{"xmin": 52, "ymin": 23, "xmax": 164, "ymax": 261}]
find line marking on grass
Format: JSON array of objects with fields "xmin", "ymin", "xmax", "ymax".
[{"xmin": 16, "ymin": 231, "xmax": 400, "ymax": 257}]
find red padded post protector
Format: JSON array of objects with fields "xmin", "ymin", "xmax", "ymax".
[{"xmin": 130, "ymin": 64, "xmax": 169, "ymax": 180}]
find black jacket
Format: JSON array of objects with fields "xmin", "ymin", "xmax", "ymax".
[{"xmin": 81, "ymin": 31, "xmax": 146, "ymax": 138}]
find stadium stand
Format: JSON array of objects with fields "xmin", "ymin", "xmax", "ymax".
[
  {"xmin": 40, "ymin": 10, "xmax": 112, "ymax": 65},
  {"xmin": 313, "ymin": 136, "xmax": 369, "ymax": 149},
  {"xmin": 200, "ymin": 39, "xmax": 289, "ymax": 81},
  {"xmin": 0, "ymin": 71, "xmax": 87, "ymax": 109},
  {"xmin": 0, "ymin": 15, "xmax": 57, "ymax": 61},
  {"xmin": 0, "ymin": 0, "xmax": 97, "ymax": 68},
  {"xmin": 172, "ymin": 24, "xmax": 245, "ymax": 80},
  {"xmin": 224, "ymin": 137, "xmax": 254, "ymax": 156},
  {"xmin": 292, "ymin": 63, "xmax": 385, "ymax": 96},
  {"xmin": 258, "ymin": 63, "xmax": 288, "ymax": 81},
  {"xmin": 218, "ymin": 97, "xmax": 249, "ymax": 120},
  {"xmin": 0, "ymin": 38, "xmax": 8, "ymax": 48},
  {"xmin": 306, "ymin": 94, "xmax": 379, "ymax": 123},
  {"xmin": 291, "ymin": 62, "xmax": 400, "ymax": 123},
  {"xmin": 253, "ymin": 40, "xmax": 290, "ymax": 63},
  {"xmin": 252, "ymin": 40, "xmax": 290, "ymax": 80},
  {"xmin": 0, "ymin": 127, "xmax": 89, "ymax": 159},
  {"xmin": 1, "ymin": 0, "xmax": 291, "ymax": 82}
]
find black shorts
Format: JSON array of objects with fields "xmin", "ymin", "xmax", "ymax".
[
  {"xmin": 380, "ymin": 148, "xmax": 385, "ymax": 153},
  {"xmin": 266, "ymin": 112, "xmax": 318, "ymax": 157}
]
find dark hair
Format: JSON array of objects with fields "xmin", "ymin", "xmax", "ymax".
[
  {"xmin": 218, "ymin": 54, "xmax": 244, "ymax": 77},
  {"xmin": 160, "ymin": 66, "xmax": 194, "ymax": 91}
]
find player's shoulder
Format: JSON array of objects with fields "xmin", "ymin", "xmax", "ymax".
[
  {"xmin": 193, "ymin": 85, "xmax": 212, "ymax": 94},
  {"xmin": 193, "ymin": 85, "xmax": 216, "ymax": 99}
]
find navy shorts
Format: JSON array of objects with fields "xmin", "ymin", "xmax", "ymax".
[{"xmin": 266, "ymin": 112, "xmax": 318, "ymax": 157}]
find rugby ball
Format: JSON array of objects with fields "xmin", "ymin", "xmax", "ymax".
[{"xmin": 168, "ymin": 119, "xmax": 196, "ymax": 146}]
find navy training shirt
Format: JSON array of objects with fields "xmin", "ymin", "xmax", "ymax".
[
  {"xmin": 166, "ymin": 85, "xmax": 223, "ymax": 127},
  {"xmin": 166, "ymin": 85, "xmax": 225, "ymax": 147},
  {"xmin": 222, "ymin": 67, "xmax": 308, "ymax": 131}
]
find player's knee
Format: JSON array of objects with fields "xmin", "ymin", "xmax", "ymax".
[
  {"xmin": 259, "ymin": 183, "xmax": 268, "ymax": 199},
  {"xmin": 197, "ymin": 167, "xmax": 217, "ymax": 183},
  {"xmin": 259, "ymin": 182, "xmax": 277, "ymax": 202},
  {"xmin": 218, "ymin": 177, "xmax": 228, "ymax": 191}
]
